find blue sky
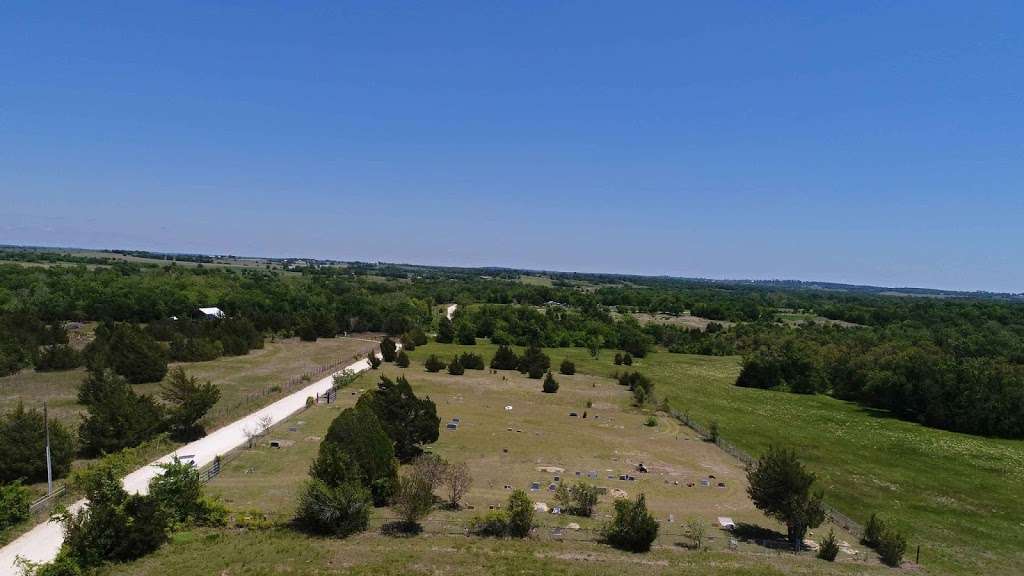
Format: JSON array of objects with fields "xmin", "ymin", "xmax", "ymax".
[{"xmin": 2, "ymin": 2, "xmax": 1022, "ymax": 292}]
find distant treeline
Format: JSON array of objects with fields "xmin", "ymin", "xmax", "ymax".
[{"xmin": 2, "ymin": 259, "xmax": 1024, "ymax": 437}]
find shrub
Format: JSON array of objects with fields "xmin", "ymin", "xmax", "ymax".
[
  {"xmin": 490, "ymin": 345, "xmax": 519, "ymax": 370},
  {"xmin": 878, "ymin": 528, "xmax": 907, "ymax": 567},
  {"xmin": 861, "ymin": 512, "xmax": 885, "ymax": 548},
  {"xmin": 403, "ymin": 327, "xmax": 428, "ymax": 347},
  {"xmin": 447, "ymin": 357, "xmax": 464, "ymax": 375},
  {"xmin": 356, "ymin": 375, "xmax": 440, "ymax": 462},
  {"xmin": 818, "ymin": 528, "xmax": 839, "ymax": 561},
  {"xmin": 459, "ymin": 352, "xmax": 485, "ymax": 370},
  {"xmin": 296, "ymin": 321, "xmax": 318, "ymax": 342},
  {"xmin": 685, "ymin": 517, "xmax": 706, "ymax": 550},
  {"xmin": 617, "ymin": 371, "xmax": 655, "ymax": 405},
  {"xmin": 149, "ymin": 458, "xmax": 225, "ymax": 527},
  {"xmin": 554, "ymin": 481, "xmax": 599, "ymax": 517},
  {"xmin": 613, "ymin": 353, "xmax": 623, "ymax": 365},
  {"xmin": 644, "ymin": 415, "xmax": 657, "ymax": 427},
  {"xmin": 58, "ymin": 468, "xmax": 169, "ymax": 569},
  {"xmin": 505, "ymin": 489, "xmax": 534, "ymax": 538},
  {"xmin": 391, "ymin": 476, "xmax": 435, "ymax": 532},
  {"xmin": 0, "ymin": 481, "xmax": 31, "ymax": 531},
  {"xmin": 542, "ymin": 372, "xmax": 559, "ymax": 393},
  {"xmin": 424, "ymin": 354, "xmax": 446, "ymax": 373},
  {"xmin": 622, "ymin": 353, "xmax": 633, "ymax": 366},
  {"xmin": 559, "ymin": 359, "xmax": 576, "ymax": 375},
  {"xmin": 35, "ymin": 344, "xmax": 82, "ymax": 372},
  {"xmin": 603, "ymin": 493, "xmax": 659, "ymax": 552},
  {"xmin": 395, "ymin": 350, "xmax": 410, "ymax": 368},
  {"xmin": 528, "ymin": 364, "xmax": 544, "ymax": 379},
  {"xmin": 708, "ymin": 420, "xmax": 720, "ymax": 444},
  {"xmin": 295, "ymin": 478, "xmax": 371, "ymax": 537},
  {"xmin": 469, "ymin": 510, "xmax": 509, "ymax": 537},
  {"xmin": 380, "ymin": 337, "xmax": 398, "ymax": 362},
  {"xmin": 368, "ymin": 352, "xmax": 381, "ymax": 369},
  {"xmin": 0, "ymin": 403, "xmax": 75, "ymax": 484}
]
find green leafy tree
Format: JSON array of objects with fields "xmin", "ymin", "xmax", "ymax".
[
  {"xmin": 603, "ymin": 493, "xmax": 659, "ymax": 552},
  {"xmin": 0, "ymin": 402, "xmax": 75, "ymax": 484},
  {"xmin": 356, "ymin": 375, "xmax": 440, "ymax": 462},
  {"xmin": 505, "ymin": 489, "xmax": 534, "ymax": 538},
  {"xmin": 746, "ymin": 446, "xmax": 825, "ymax": 550},
  {"xmin": 0, "ymin": 481, "xmax": 31, "ymax": 531},
  {"xmin": 323, "ymin": 405, "xmax": 398, "ymax": 506},
  {"xmin": 542, "ymin": 371, "xmax": 559, "ymax": 393},
  {"xmin": 160, "ymin": 368, "xmax": 220, "ymax": 441}
]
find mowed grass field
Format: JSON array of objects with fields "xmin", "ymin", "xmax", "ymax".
[
  {"xmin": 405, "ymin": 342, "xmax": 1024, "ymax": 576},
  {"xmin": 113, "ymin": 358, "xmax": 888, "ymax": 576},
  {"xmin": 0, "ymin": 336, "xmax": 380, "ymax": 432}
]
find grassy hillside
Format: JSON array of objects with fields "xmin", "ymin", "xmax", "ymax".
[{"xmin": 407, "ymin": 342, "xmax": 1024, "ymax": 576}]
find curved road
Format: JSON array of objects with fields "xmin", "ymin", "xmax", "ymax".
[{"xmin": 0, "ymin": 348, "xmax": 384, "ymax": 574}]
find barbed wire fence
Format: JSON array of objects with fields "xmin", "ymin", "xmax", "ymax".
[{"xmin": 668, "ymin": 408, "xmax": 864, "ymax": 538}]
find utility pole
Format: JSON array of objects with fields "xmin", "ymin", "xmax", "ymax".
[{"xmin": 44, "ymin": 401, "xmax": 53, "ymax": 495}]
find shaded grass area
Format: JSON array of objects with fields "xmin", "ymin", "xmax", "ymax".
[{"xmin": 406, "ymin": 342, "xmax": 1024, "ymax": 576}]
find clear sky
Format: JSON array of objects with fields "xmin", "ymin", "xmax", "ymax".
[{"xmin": 2, "ymin": 2, "xmax": 1022, "ymax": 292}]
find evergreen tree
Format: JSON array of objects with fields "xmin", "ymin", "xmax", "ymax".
[
  {"xmin": 424, "ymin": 354, "xmax": 445, "ymax": 373},
  {"xmin": 436, "ymin": 317, "xmax": 454, "ymax": 343},
  {"xmin": 78, "ymin": 376, "xmax": 164, "ymax": 457},
  {"xmin": 559, "ymin": 359, "xmax": 576, "ymax": 375},
  {"xmin": 746, "ymin": 446, "xmax": 825, "ymax": 550},
  {"xmin": 490, "ymin": 345, "xmax": 519, "ymax": 370},
  {"xmin": 542, "ymin": 371, "xmax": 559, "ymax": 393},
  {"xmin": 160, "ymin": 367, "xmax": 220, "ymax": 441},
  {"xmin": 0, "ymin": 403, "xmax": 75, "ymax": 484},
  {"xmin": 395, "ymin": 350, "xmax": 411, "ymax": 368},
  {"xmin": 356, "ymin": 375, "xmax": 440, "ymax": 462},
  {"xmin": 380, "ymin": 337, "xmax": 397, "ymax": 362},
  {"xmin": 447, "ymin": 356, "xmax": 464, "ymax": 375},
  {"xmin": 323, "ymin": 405, "xmax": 398, "ymax": 506}
]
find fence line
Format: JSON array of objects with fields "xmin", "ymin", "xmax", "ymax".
[{"xmin": 668, "ymin": 408, "xmax": 864, "ymax": 538}]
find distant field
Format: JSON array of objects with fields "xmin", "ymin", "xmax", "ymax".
[
  {"xmin": 408, "ymin": 342, "xmax": 1024, "ymax": 576},
  {"xmin": 612, "ymin": 311, "xmax": 735, "ymax": 331},
  {"xmin": 774, "ymin": 312, "xmax": 862, "ymax": 328}
]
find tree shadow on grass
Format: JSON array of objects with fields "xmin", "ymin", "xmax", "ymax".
[{"xmin": 732, "ymin": 523, "xmax": 792, "ymax": 550}]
